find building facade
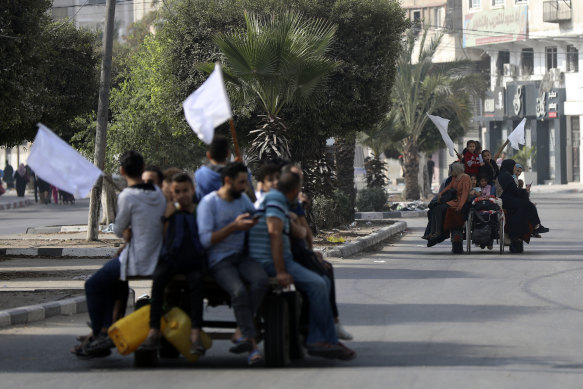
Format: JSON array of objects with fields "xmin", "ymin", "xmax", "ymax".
[{"xmin": 466, "ymin": 0, "xmax": 582, "ymax": 184}]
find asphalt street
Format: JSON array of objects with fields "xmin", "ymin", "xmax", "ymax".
[
  {"xmin": 0, "ymin": 198, "xmax": 90, "ymax": 236},
  {"xmin": 1, "ymin": 193, "xmax": 583, "ymax": 388}
]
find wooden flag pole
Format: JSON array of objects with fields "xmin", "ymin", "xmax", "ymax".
[
  {"xmin": 229, "ymin": 119, "xmax": 242, "ymax": 161},
  {"xmin": 494, "ymin": 139, "xmax": 509, "ymax": 160}
]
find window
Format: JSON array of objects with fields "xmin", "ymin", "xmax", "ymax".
[
  {"xmin": 515, "ymin": 0, "xmax": 527, "ymax": 3},
  {"xmin": 567, "ymin": 45, "xmax": 579, "ymax": 73},
  {"xmin": 521, "ymin": 48, "xmax": 534, "ymax": 75},
  {"xmin": 470, "ymin": 0, "xmax": 481, "ymax": 8},
  {"xmin": 412, "ymin": 10, "xmax": 421, "ymax": 22},
  {"xmin": 546, "ymin": 46, "xmax": 558, "ymax": 70},
  {"xmin": 434, "ymin": 8, "xmax": 442, "ymax": 28},
  {"xmin": 492, "ymin": 0, "xmax": 504, "ymax": 6},
  {"xmin": 496, "ymin": 50, "xmax": 510, "ymax": 75}
]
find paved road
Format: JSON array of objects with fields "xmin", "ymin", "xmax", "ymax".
[
  {"xmin": 0, "ymin": 198, "xmax": 90, "ymax": 236},
  {"xmin": 1, "ymin": 193, "xmax": 583, "ymax": 388}
]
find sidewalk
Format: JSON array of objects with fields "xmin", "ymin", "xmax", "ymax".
[{"xmin": 0, "ymin": 191, "xmax": 34, "ymax": 210}]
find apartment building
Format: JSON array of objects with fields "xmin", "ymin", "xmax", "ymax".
[{"xmin": 466, "ymin": 0, "xmax": 582, "ymax": 184}]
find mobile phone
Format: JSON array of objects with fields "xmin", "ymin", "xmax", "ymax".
[{"xmin": 251, "ymin": 214, "xmax": 261, "ymax": 220}]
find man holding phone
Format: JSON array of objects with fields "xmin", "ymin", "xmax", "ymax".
[{"xmin": 197, "ymin": 161, "xmax": 268, "ymax": 364}]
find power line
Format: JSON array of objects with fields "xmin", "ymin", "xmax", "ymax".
[{"xmin": 51, "ymin": 0, "xmax": 91, "ymax": 31}]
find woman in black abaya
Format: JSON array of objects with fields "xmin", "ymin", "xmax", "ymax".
[{"xmin": 498, "ymin": 159, "xmax": 548, "ymax": 249}]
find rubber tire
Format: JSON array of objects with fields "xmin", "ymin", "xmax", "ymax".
[
  {"xmin": 510, "ymin": 239, "xmax": 524, "ymax": 253},
  {"xmin": 499, "ymin": 214, "xmax": 505, "ymax": 254},
  {"xmin": 452, "ymin": 240, "xmax": 464, "ymax": 254},
  {"xmin": 159, "ymin": 337, "xmax": 180, "ymax": 359},
  {"xmin": 134, "ymin": 348, "xmax": 159, "ymax": 367},
  {"xmin": 283, "ymin": 291, "xmax": 304, "ymax": 360},
  {"xmin": 466, "ymin": 213, "xmax": 472, "ymax": 254},
  {"xmin": 263, "ymin": 294, "xmax": 291, "ymax": 367}
]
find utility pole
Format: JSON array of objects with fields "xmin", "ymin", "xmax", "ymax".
[{"xmin": 87, "ymin": 0, "xmax": 116, "ymax": 241}]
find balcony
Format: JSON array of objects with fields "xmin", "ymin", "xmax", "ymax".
[{"xmin": 543, "ymin": 0, "xmax": 571, "ymax": 23}]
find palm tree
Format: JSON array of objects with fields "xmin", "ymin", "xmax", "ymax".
[
  {"xmin": 210, "ymin": 11, "xmax": 337, "ymax": 162},
  {"xmin": 385, "ymin": 28, "xmax": 486, "ymax": 200}
]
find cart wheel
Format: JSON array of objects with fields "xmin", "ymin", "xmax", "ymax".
[
  {"xmin": 466, "ymin": 212, "xmax": 472, "ymax": 254},
  {"xmin": 499, "ymin": 213, "xmax": 505, "ymax": 254},
  {"xmin": 263, "ymin": 294, "xmax": 291, "ymax": 367}
]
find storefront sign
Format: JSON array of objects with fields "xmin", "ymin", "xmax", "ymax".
[{"xmin": 463, "ymin": 7, "xmax": 528, "ymax": 47}]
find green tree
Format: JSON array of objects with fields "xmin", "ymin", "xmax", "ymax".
[
  {"xmin": 209, "ymin": 11, "xmax": 337, "ymax": 162},
  {"xmin": 385, "ymin": 28, "xmax": 486, "ymax": 200},
  {"xmin": 0, "ymin": 1, "xmax": 99, "ymax": 144}
]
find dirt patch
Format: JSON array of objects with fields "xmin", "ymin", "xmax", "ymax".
[
  {"xmin": 0, "ymin": 289, "xmax": 84, "ymax": 310},
  {"xmin": 313, "ymin": 221, "xmax": 395, "ymax": 248}
]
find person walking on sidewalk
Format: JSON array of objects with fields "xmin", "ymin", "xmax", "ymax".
[
  {"xmin": 3, "ymin": 161, "xmax": 13, "ymax": 190},
  {"xmin": 13, "ymin": 163, "xmax": 28, "ymax": 197},
  {"xmin": 77, "ymin": 151, "xmax": 166, "ymax": 357}
]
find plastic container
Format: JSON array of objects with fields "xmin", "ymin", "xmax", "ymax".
[
  {"xmin": 161, "ymin": 307, "xmax": 212, "ymax": 362},
  {"xmin": 108, "ymin": 305, "xmax": 165, "ymax": 356}
]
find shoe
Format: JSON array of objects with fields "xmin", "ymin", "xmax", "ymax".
[
  {"xmin": 421, "ymin": 235, "xmax": 430, "ymax": 240},
  {"xmin": 190, "ymin": 339, "xmax": 206, "ymax": 356},
  {"xmin": 532, "ymin": 232, "xmax": 542, "ymax": 238},
  {"xmin": 229, "ymin": 337, "xmax": 253, "ymax": 354},
  {"xmin": 335, "ymin": 321, "xmax": 353, "ymax": 341},
  {"xmin": 487, "ymin": 245, "xmax": 493, "ymax": 250},
  {"xmin": 306, "ymin": 342, "xmax": 344, "ymax": 359},
  {"xmin": 138, "ymin": 334, "xmax": 161, "ymax": 351},
  {"xmin": 83, "ymin": 333, "xmax": 114, "ymax": 357},
  {"xmin": 336, "ymin": 342, "xmax": 357, "ymax": 361},
  {"xmin": 534, "ymin": 225, "xmax": 549, "ymax": 234}
]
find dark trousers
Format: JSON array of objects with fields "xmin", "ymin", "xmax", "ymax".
[
  {"xmin": 211, "ymin": 254, "xmax": 268, "ymax": 339},
  {"xmin": 322, "ymin": 261, "xmax": 339, "ymax": 319},
  {"xmin": 149, "ymin": 261, "xmax": 204, "ymax": 329},
  {"xmin": 85, "ymin": 258, "xmax": 127, "ymax": 336},
  {"xmin": 430, "ymin": 203, "xmax": 450, "ymax": 235}
]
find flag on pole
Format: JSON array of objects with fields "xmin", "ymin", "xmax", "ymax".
[
  {"xmin": 427, "ymin": 113, "xmax": 456, "ymax": 157},
  {"xmin": 27, "ymin": 124, "xmax": 103, "ymax": 199},
  {"xmin": 507, "ymin": 118, "xmax": 526, "ymax": 150},
  {"xmin": 183, "ymin": 63, "xmax": 232, "ymax": 144}
]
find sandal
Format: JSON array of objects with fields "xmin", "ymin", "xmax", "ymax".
[
  {"xmin": 229, "ymin": 337, "xmax": 253, "ymax": 354},
  {"xmin": 247, "ymin": 349, "xmax": 263, "ymax": 365},
  {"xmin": 138, "ymin": 334, "xmax": 161, "ymax": 351},
  {"xmin": 336, "ymin": 342, "xmax": 357, "ymax": 361}
]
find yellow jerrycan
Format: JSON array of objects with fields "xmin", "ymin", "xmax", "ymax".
[
  {"xmin": 108, "ymin": 305, "xmax": 167, "ymax": 356},
  {"xmin": 161, "ymin": 307, "xmax": 212, "ymax": 362}
]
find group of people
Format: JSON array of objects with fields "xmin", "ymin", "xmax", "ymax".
[
  {"xmin": 1, "ymin": 161, "xmax": 29, "ymax": 197},
  {"xmin": 1, "ymin": 160, "xmax": 72, "ymax": 204},
  {"xmin": 425, "ymin": 139, "xmax": 549, "ymax": 251},
  {"xmin": 74, "ymin": 135, "xmax": 356, "ymax": 364}
]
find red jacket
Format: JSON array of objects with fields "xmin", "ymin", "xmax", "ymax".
[{"xmin": 463, "ymin": 151, "xmax": 480, "ymax": 175}]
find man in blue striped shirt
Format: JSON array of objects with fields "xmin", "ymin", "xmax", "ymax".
[{"xmin": 248, "ymin": 170, "xmax": 355, "ymax": 360}]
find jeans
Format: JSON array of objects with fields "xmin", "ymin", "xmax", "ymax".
[
  {"xmin": 263, "ymin": 258, "xmax": 338, "ymax": 345},
  {"xmin": 430, "ymin": 202, "xmax": 450, "ymax": 235},
  {"xmin": 211, "ymin": 254, "xmax": 269, "ymax": 339},
  {"xmin": 149, "ymin": 261, "xmax": 204, "ymax": 330},
  {"xmin": 85, "ymin": 258, "xmax": 127, "ymax": 336}
]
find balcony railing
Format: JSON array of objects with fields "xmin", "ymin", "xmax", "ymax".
[{"xmin": 543, "ymin": 0, "xmax": 571, "ymax": 23}]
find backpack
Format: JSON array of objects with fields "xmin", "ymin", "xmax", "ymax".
[{"xmin": 160, "ymin": 211, "xmax": 206, "ymax": 271}]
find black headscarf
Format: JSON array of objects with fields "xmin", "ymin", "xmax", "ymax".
[{"xmin": 500, "ymin": 159, "xmax": 516, "ymax": 174}]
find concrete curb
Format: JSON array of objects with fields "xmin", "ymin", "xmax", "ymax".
[
  {"xmin": 317, "ymin": 221, "xmax": 407, "ymax": 258},
  {"xmin": 0, "ymin": 296, "xmax": 87, "ymax": 328},
  {"xmin": 0, "ymin": 290, "xmax": 135, "ymax": 329},
  {"xmin": 0, "ymin": 247, "xmax": 119, "ymax": 258},
  {"xmin": 356, "ymin": 210, "xmax": 427, "ymax": 219},
  {"xmin": 0, "ymin": 199, "xmax": 34, "ymax": 211},
  {"xmin": 26, "ymin": 225, "xmax": 88, "ymax": 234}
]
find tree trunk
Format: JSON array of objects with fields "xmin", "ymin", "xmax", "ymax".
[
  {"xmin": 335, "ymin": 132, "xmax": 356, "ymax": 220},
  {"xmin": 403, "ymin": 138, "xmax": 420, "ymax": 200},
  {"xmin": 100, "ymin": 175, "xmax": 117, "ymax": 225}
]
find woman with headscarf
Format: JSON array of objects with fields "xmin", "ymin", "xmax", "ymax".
[
  {"xmin": 428, "ymin": 162, "xmax": 470, "ymax": 239},
  {"xmin": 498, "ymin": 159, "xmax": 548, "ymax": 251},
  {"xmin": 13, "ymin": 163, "xmax": 28, "ymax": 197}
]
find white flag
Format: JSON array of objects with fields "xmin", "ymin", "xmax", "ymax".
[
  {"xmin": 508, "ymin": 118, "xmax": 526, "ymax": 150},
  {"xmin": 427, "ymin": 113, "xmax": 456, "ymax": 157},
  {"xmin": 183, "ymin": 63, "xmax": 232, "ymax": 144},
  {"xmin": 27, "ymin": 124, "xmax": 103, "ymax": 198}
]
